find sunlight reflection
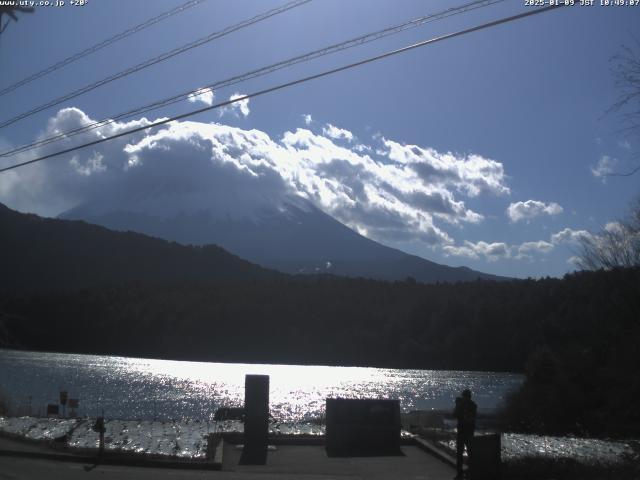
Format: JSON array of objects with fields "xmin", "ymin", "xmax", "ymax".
[{"xmin": 0, "ymin": 351, "xmax": 523, "ymax": 423}]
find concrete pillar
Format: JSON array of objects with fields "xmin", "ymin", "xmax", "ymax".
[{"xmin": 240, "ymin": 374, "xmax": 269, "ymax": 465}]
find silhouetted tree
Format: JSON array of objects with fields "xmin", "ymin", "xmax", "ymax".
[
  {"xmin": 606, "ymin": 40, "xmax": 640, "ymax": 176},
  {"xmin": 610, "ymin": 40, "xmax": 640, "ymax": 140},
  {"xmin": 0, "ymin": 6, "xmax": 34, "ymax": 35},
  {"xmin": 577, "ymin": 198, "xmax": 640, "ymax": 270}
]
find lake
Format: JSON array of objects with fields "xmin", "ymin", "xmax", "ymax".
[
  {"xmin": 3, "ymin": 351, "xmax": 637, "ymax": 466},
  {"xmin": 0, "ymin": 349, "xmax": 523, "ymax": 422}
]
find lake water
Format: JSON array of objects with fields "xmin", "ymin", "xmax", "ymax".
[
  {"xmin": 0, "ymin": 349, "xmax": 523, "ymax": 422},
  {"xmin": 2, "ymin": 350, "xmax": 636, "ymax": 466}
]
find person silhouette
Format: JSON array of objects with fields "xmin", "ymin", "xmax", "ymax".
[{"xmin": 453, "ymin": 389, "xmax": 477, "ymax": 479}]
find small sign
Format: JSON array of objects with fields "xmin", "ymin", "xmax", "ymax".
[
  {"xmin": 59, "ymin": 390, "xmax": 68, "ymax": 406},
  {"xmin": 47, "ymin": 404, "xmax": 59, "ymax": 415}
]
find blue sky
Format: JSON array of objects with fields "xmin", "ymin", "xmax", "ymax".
[{"xmin": 0, "ymin": 0, "xmax": 638, "ymax": 278}]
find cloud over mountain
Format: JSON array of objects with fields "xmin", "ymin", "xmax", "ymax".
[{"xmin": 0, "ymin": 108, "xmax": 510, "ymax": 249}]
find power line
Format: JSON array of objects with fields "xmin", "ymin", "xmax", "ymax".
[
  {"xmin": 0, "ymin": 0, "xmax": 505, "ymax": 158},
  {"xmin": 0, "ymin": 0, "xmax": 507, "ymax": 159},
  {"xmin": 0, "ymin": 0, "xmax": 311, "ymax": 130},
  {"xmin": 0, "ymin": 4, "xmax": 565, "ymax": 175},
  {"xmin": 0, "ymin": 0, "xmax": 207, "ymax": 98}
]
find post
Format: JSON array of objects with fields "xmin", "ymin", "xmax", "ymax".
[
  {"xmin": 240, "ymin": 374, "xmax": 269, "ymax": 465},
  {"xmin": 59, "ymin": 390, "xmax": 68, "ymax": 418},
  {"xmin": 93, "ymin": 412, "xmax": 106, "ymax": 462},
  {"xmin": 470, "ymin": 433, "xmax": 501, "ymax": 480}
]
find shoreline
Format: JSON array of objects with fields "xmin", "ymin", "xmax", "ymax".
[
  {"xmin": 1, "ymin": 414, "xmax": 637, "ymax": 465},
  {"xmin": 1, "ymin": 415, "xmax": 638, "ymax": 480}
]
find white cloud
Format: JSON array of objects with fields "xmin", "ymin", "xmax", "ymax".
[
  {"xmin": 279, "ymin": 128, "xmax": 499, "ymax": 244},
  {"xmin": 0, "ymin": 107, "xmax": 163, "ymax": 216},
  {"xmin": 353, "ymin": 143, "xmax": 371, "ymax": 153},
  {"xmin": 448, "ymin": 226, "xmax": 597, "ymax": 263},
  {"xmin": 302, "ymin": 114, "xmax": 312, "ymax": 126},
  {"xmin": 69, "ymin": 151, "xmax": 106, "ymax": 176},
  {"xmin": 443, "ymin": 238, "xmax": 556, "ymax": 262},
  {"xmin": 443, "ymin": 241, "xmax": 510, "ymax": 262},
  {"xmin": 442, "ymin": 243, "xmax": 480, "ymax": 259},
  {"xmin": 219, "ymin": 92, "xmax": 250, "ymax": 117},
  {"xmin": 187, "ymin": 87, "xmax": 214, "ymax": 106},
  {"xmin": 507, "ymin": 200, "xmax": 563, "ymax": 222},
  {"xmin": 551, "ymin": 227, "xmax": 593, "ymax": 245},
  {"xmin": 518, "ymin": 240, "xmax": 554, "ymax": 254},
  {"xmin": 515, "ymin": 240, "xmax": 555, "ymax": 260},
  {"xmin": 591, "ymin": 155, "xmax": 618, "ymax": 180},
  {"xmin": 382, "ymin": 139, "xmax": 510, "ymax": 197},
  {"xmin": 322, "ymin": 123, "xmax": 353, "ymax": 142},
  {"xmin": 0, "ymin": 108, "xmax": 513, "ymax": 249},
  {"xmin": 441, "ymin": 224, "xmax": 617, "ymax": 264}
]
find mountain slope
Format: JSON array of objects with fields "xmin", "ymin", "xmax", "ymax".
[
  {"xmin": 0, "ymin": 203, "xmax": 281, "ymax": 289},
  {"xmin": 61, "ymin": 196, "xmax": 505, "ymax": 283}
]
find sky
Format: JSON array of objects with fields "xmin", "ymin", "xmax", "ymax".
[{"xmin": 0, "ymin": 0, "xmax": 638, "ymax": 278}]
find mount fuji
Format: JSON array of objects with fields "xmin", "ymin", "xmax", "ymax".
[{"xmin": 60, "ymin": 188, "xmax": 504, "ymax": 283}]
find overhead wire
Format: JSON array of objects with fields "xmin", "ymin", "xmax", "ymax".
[
  {"xmin": 0, "ymin": 4, "xmax": 566, "ymax": 175},
  {"xmin": 0, "ymin": 0, "xmax": 207, "ymax": 97},
  {"xmin": 1, "ymin": 0, "xmax": 508, "ymax": 159},
  {"xmin": 0, "ymin": 0, "xmax": 312, "ymax": 130}
]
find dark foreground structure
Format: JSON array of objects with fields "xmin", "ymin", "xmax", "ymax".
[
  {"xmin": 240, "ymin": 374, "xmax": 270, "ymax": 465},
  {"xmin": 326, "ymin": 398, "xmax": 402, "ymax": 457}
]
